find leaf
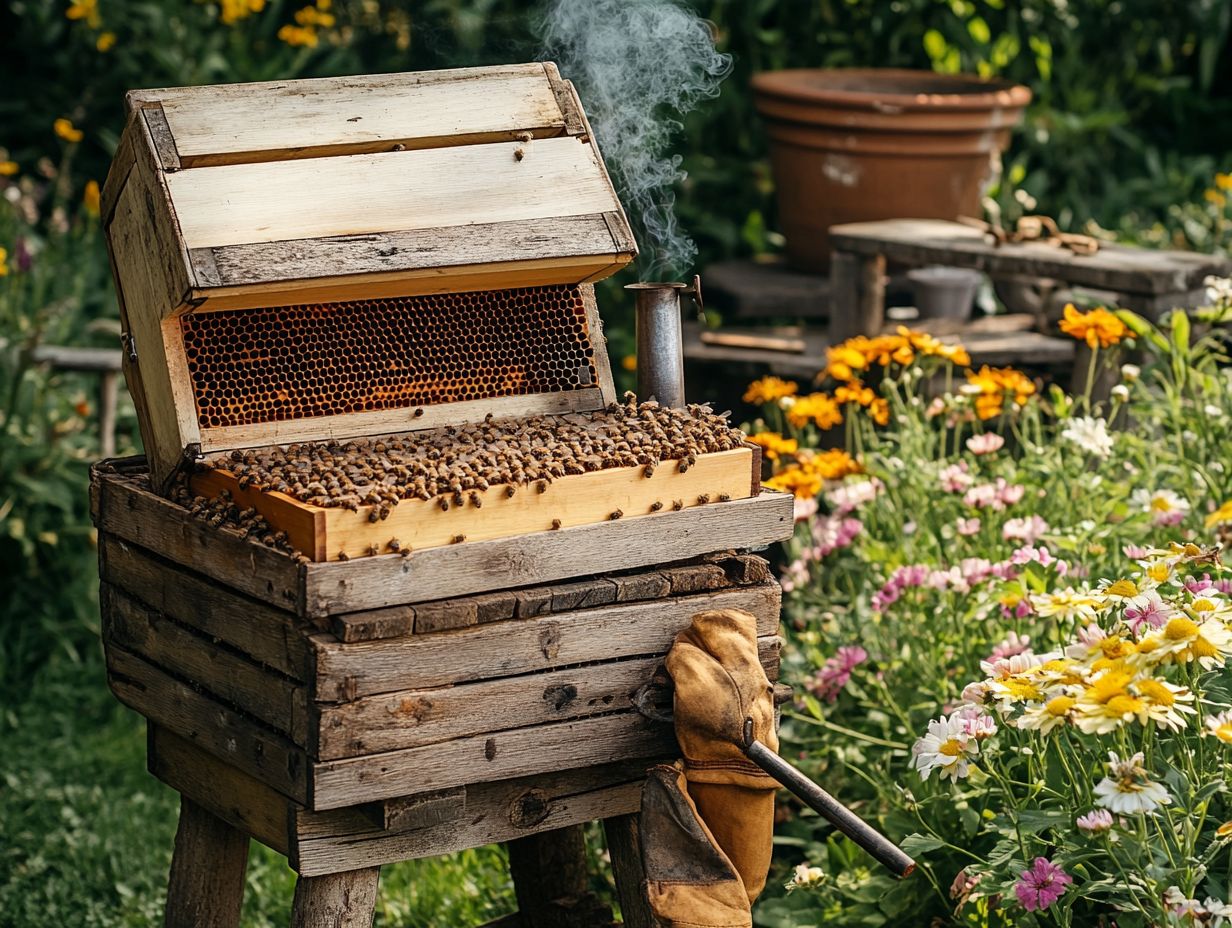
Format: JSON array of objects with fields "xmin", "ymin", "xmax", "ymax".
[
  {"xmin": 1115, "ymin": 309, "xmax": 1170, "ymax": 352},
  {"xmin": 898, "ymin": 833, "xmax": 946, "ymax": 857},
  {"xmin": 1015, "ymin": 808, "xmax": 1070, "ymax": 834},
  {"xmin": 1170, "ymin": 309, "xmax": 1192, "ymax": 360}
]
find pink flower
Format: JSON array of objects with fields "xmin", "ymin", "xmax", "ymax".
[
  {"xmin": 1003, "ymin": 515, "xmax": 1050, "ymax": 545},
  {"xmin": 956, "ymin": 517, "xmax": 981, "ymax": 536},
  {"xmin": 1123, "ymin": 544, "xmax": 1151, "ymax": 560},
  {"xmin": 826, "ymin": 478, "xmax": 883, "ymax": 514},
  {"xmin": 807, "ymin": 645, "xmax": 868, "ymax": 703},
  {"xmin": 988, "ymin": 631, "xmax": 1031, "ymax": 662},
  {"xmin": 954, "ymin": 704, "xmax": 997, "ymax": 739},
  {"xmin": 793, "ymin": 496, "xmax": 818, "ymax": 522},
  {"xmin": 966, "ymin": 432, "xmax": 1005, "ymax": 455},
  {"xmin": 939, "ymin": 462, "xmax": 974, "ymax": 493},
  {"xmin": 1076, "ymin": 809, "xmax": 1114, "ymax": 835},
  {"xmin": 950, "ymin": 867, "xmax": 982, "ymax": 909},
  {"xmin": 1015, "ymin": 858, "xmax": 1072, "ymax": 912},
  {"xmin": 1124, "ymin": 590, "xmax": 1174, "ymax": 634},
  {"xmin": 963, "ymin": 478, "xmax": 1025, "ymax": 510},
  {"xmin": 814, "ymin": 515, "xmax": 862, "ymax": 558},
  {"xmin": 999, "ymin": 481, "xmax": 1026, "ymax": 506},
  {"xmin": 780, "ymin": 558, "xmax": 811, "ymax": 594}
]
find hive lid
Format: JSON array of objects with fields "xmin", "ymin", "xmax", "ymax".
[{"xmin": 102, "ymin": 63, "xmax": 637, "ymax": 313}]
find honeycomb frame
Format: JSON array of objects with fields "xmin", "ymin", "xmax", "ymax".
[{"xmin": 180, "ymin": 285, "xmax": 599, "ymax": 431}]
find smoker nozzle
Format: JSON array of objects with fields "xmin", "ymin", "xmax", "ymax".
[{"xmin": 627, "ymin": 276, "xmax": 703, "ymax": 409}]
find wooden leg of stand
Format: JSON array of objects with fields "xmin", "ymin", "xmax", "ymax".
[
  {"xmin": 829, "ymin": 250, "xmax": 886, "ymax": 343},
  {"xmin": 604, "ymin": 815, "xmax": 659, "ymax": 928},
  {"xmin": 507, "ymin": 825, "xmax": 612, "ymax": 927},
  {"xmin": 163, "ymin": 796, "xmax": 250, "ymax": 928},
  {"xmin": 290, "ymin": 868, "xmax": 381, "ymax": 928}
]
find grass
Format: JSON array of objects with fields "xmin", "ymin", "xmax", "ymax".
[{"xmin": 0, "ymin": 648, "xmax": 518, "ymax": 927}]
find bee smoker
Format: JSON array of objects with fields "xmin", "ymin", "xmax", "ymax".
[{"xmin": 627, "ymin": 277, "xmax": 703, "ymax": 409}]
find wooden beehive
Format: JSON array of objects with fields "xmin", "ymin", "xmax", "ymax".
[
  {"xmin": 95, "ymin": 67, "xmax": 796, "ymax": 911},
  {"xmin": 101, "ymin": 64, "xmax": 760, "ymax": 561}
]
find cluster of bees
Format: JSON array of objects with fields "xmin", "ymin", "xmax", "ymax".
[
  {"xmin": 180, "ymin": 396, "xmax": 746, "ymax": 560},
  {"xmin": 170, "ymin": 482, "xmax": 300, "ymax": 556}
]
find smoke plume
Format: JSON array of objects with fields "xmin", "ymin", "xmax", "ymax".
[{"xmin": 539, "ymin": 0, "xmax": 731, "ymax": 279}]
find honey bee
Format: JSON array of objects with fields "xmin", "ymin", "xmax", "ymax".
[
  {"xmin": 650, "ymin": 501, "xmax": 663, "ymax": 512},
  {"xmin": 451, "ymin": 534, "xmax": 466, "ymax": 544},
  {"xmin": 551, "ymin": 518, "xmax": 562, "ymax": 530},
  {"xmin": 672, "ymin": 499, "xmax": 683, "ymax": 511},
  {"xmin": 610, "ymin": 509, "xmax": 623, "ymax": 520}
]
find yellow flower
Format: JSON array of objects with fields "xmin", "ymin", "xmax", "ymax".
[
  {"xmin": 743, "ymin": 376, "xmax": 798, "ymax": 406},
  {"xmin": 823, "ymin": 341, "xmax": 871, "ymax": 382},
  {"xmin": 54, "ymin": 118, "xmax": 84, "ymax": 143},
  {"xmin": 867, "ymin": 397, "xmax": 890, "ymax": 427},
  {"xmin": 1207, "ymin": 189, "xmax": 1228, "ymax": 209},
  {"xmin": 1074, "ymin": 669, "xmax": 1145, "ymax": 734},
  {"xmin": 964, "ymin": 365, "xmax": 1036, "ymax": 420},
  {"xmin": 834, "ymin": 381, "xmax": 875, "ymax": 407},
  {"xmin": 0, "ymin": 161, "xmax": 17, "ymax": 176},
  {"xmin": 96, "ymin": 31, "xmax": 116, "ymax": 51},
  {"xmin": 1217, "ymin": 173, "xmax": 1232, "ymax": 192},
  {"xmin": 900, "ymin": 327, "xmax": 972, "ymax": 367},
  {"xmin": 802, "ymin": 449, "xmax": 861, "ymax": 482},
  {"xmin": 1102, "ymin": 578, "xmax": 1139, "ymax": 599},
  {"xmin": 278, "ymin": 22, "xmax": 320, "ymax": 46},
  {"xmin": 82, "ymin": 180, "xmax": 100, "ymax": 216},
  {"xmin": 620, "ymin": 354, "xmax": 637, "ymax": 372},
  {"xmin": 0, "ymin": 246, "xmax": 8, "ymax": 277},
  {"xmin": 785, "ymin": 392, "xmax": 843, "ymax": 430},
  {"xmin": 1059, "ymin": 303, "xmax": 1128, "ymax": 349},
  {"xmin": 220, "ymin": 0, "xmax": 266, "ymax": 24},
  {"xmin": 1206, "ymin": 500, "xmax": 1232, "ymax": 529},
  {"xmin": 764, "ymin": 465, "xmax": 822, "ymax": 500},
  {"xmin": 66, "ymin": 0, "xmax": 101, "ymax": 27},
  {"xmin": 747, "ymin": 431, "xmax": 798, "ymax": 462}
]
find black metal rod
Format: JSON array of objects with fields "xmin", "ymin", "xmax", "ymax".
[{"xmin": 743, "ymin": 737, "xmax": 916, "ymax": 878}]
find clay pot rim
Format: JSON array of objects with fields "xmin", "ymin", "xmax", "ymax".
[{"xmin": 751, "ymin": 68, "xmax": 1032, "ymax": 112}]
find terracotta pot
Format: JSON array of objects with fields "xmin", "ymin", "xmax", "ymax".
[{"xmin": 751, "ymin": 68, "xmax": 1031, "ymax": 272}]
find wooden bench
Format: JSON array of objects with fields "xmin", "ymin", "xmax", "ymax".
[{"xmin": 828, "ymin": 218, "xmax": 1231, "ymax": 341}]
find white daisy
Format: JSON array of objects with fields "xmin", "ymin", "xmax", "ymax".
[
  {"xmin": 1094, "ymin": 751, "xmax": 1171, "ymax": 814},
  {"xmin": 1130, "ymin": 488, "xmax": 1191, "ymax": 527},
  {"xmin": 1060, "ymin": 416, "xmax": 1114, "ymax": 458},
  {"xmin": 912, "ymin": 714, "xmax": 979, "ymax": 782}
]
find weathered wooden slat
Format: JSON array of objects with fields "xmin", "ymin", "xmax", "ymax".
[
  {"xmin": 103, "ymin": 585, "xmax": 310, "ymax": 743},
  {"xmin": 100, "ymin": 535, "xmax": 310, "ymax": 679},
  {"xmin": 376, "ymin": 787, "xmax": 468, "ymax": 832},
  {"xmin": 310, "ymin": 711, "xmax": 673, "ymax": 809},
  {"xmin": 166, "ymin": 137, "xmax": 619, "ymax": 251},
  {"xmin": 312, "ymin": 583, "xmax": 781, "ymax": 700},
  {"xmin": 315, "ymin": 638, "xmax": 780, "ymax": 760},
  {"xmin": 331, "ymin": 606, "xmax": 415, "ymax": 644},
  {"xmin": 302, "ymin": 491, "xmax": 793, "ymax": 617},
  {"xmin": 95, "ymin": 472, "xmax": 303, "ymax": 612},
  {"xmin": 105, "ymin": 645, "xmax": 309, "ymax": 803},
  {"xmin": 130, "ymin": 64, "xmax": 569, "ymax": 167},
  {"xmin": 603, "ymin": 814, "xmax": 657, "ymax": 928},
  {"xmin": 191, "ymin": 214, "xmax": 621, "ymax": 291},
  {"xmin": 150, "ymin": 725, "xmax": 292, "ymax": 856},
  {"xmin": 293, "ymin": 762, "xmax": 655, "ymax": 874}
]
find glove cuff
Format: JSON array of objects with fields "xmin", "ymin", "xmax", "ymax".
[{"xmin": 683, "ymin": 757, "xmax": 779, "ymax": 791}]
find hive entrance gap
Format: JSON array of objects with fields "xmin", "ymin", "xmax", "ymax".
[{"xmin": 180, "ymin": 284, "xmax": 598, "ymax": 429}]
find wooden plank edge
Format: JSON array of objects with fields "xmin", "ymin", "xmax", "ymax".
[{"xmin": 140, "ymin": 103, "xmax": 182, "ymax": 172}]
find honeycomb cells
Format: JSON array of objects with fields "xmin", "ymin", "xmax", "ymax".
[{"xmin": 181, "ymin": 285, "xmax": 598, "ymax": 429}]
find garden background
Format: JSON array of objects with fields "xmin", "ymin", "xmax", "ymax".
[{"xmin": 3, "ymin": 1, "xmax": 1232, "ymax": 925}]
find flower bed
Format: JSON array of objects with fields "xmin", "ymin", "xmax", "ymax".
[{"xmin": 749, "ymin": 289, "xmax": 1232, "ymax": 927}]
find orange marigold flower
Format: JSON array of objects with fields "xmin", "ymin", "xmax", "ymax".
[
  {"xmin": 66, "ymin": 0, "xmax": 101, "ymax": 27},
  {"xmin": 96, "ymin": 31, "xmax": 116, "ymax": 51},
  {"xmin": 620, "ymin": 354, "xmax": 637, "ymax": 372},
  {"xmin": 764, "ymin": 465, "xmax": 823, "ymax": 500},
  {"xmin": 823, "ymin": 339, "xmax": 872, "ymax": 382},
  {"xmin": 786, "ymin": 392, "xmax": 843, "ymax": 430},
  {"xmin": 82, "ymin": 180, "xmax": 100, "ymax": 216},
  {"xmin": 0, "ymin": 161, "xmax": 18, "ymax": 177},
  {"xmin": 900, "ymin": 326, "xmax": 972, "ymax": 367},
  {"xmin": 868, "ymin": 397, "xmax": 891, "ymax": 426},
  {"xmin": 965, "ymin": 365, "xmax": 1036, "ymax": 419},
  {"xmin": 54, "ymin": 118, "xmax": 83, "ymax": 143},
  {"xmin": 0, "ymin": 246, "xmax": 9, "ymax": 277},
  {"xmin": 804, "ymin": 449, "xmax": 862, "ymax": 481},
  {"xmin": 743, "ymin": 376, "xmax": 798, "ymax": 406},
  {"xmin": 834, "ymin": 381, "xmax": 876, "ymax": 407},
  {"xmin": 747, "ymin": 431, "xmax": 798, "ymax": 462},
  {"xmin": 1059, "ymin": 303, "xmax": 1128, "ymax": 349}
]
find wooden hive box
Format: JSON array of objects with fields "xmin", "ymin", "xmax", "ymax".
[
  {"xmin": 101, "ymin": 63, "xmax": 761, "ymax": 560},
  {"xmin": 92, "ymin": 458, "xmax": 793, "ymax": 874}
]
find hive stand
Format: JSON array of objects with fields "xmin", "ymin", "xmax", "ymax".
[{"xmin": 93, "ymin": 461, "xmax": 793, "ymax": 928}]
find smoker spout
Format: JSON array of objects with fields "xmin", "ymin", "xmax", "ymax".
[{"xmin": 627, "ymin": 280, "xmax": 694, "ymax": 409}]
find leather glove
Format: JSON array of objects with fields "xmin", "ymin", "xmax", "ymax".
[
  {"xmin": 665, "ymin": 608, "xmax": 779, "ymax": 903},
  {"xmin": 639, "ymin": 763, "xmax": 754, "ymax": 928}
]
